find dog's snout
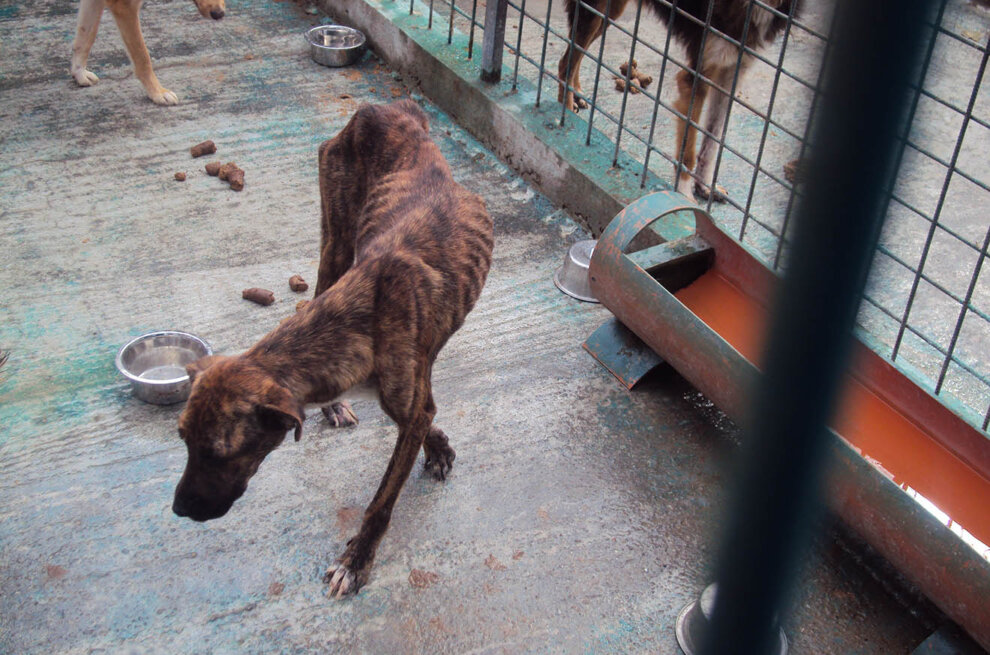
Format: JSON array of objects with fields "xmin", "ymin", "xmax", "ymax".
[
  {"xmin": 172, "ymin": 496, "xmax": 191, "ymax": 518},
  {"xmin": 210, "ymin": 8, "xmax": 225, "ymax": 19}
]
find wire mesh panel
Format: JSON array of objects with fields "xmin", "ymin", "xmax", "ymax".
[
  {"xmin": 491, "ymin": 0, "xmax": 990, "ymax": 435},
  {"xmin": 394, "ymin": 0, "xmax": 990, "ymax": 432}
]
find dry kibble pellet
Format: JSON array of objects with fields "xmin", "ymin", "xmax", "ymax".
[
  {"xmin": 205, "ymin": 161, "xmax": 221, "ymax": 176},
  {"xmin": 174, "ymin": 172, "xmax": 186, "ymax": 181}
]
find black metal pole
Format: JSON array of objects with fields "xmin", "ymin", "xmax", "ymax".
[{"xmin": 699, "ymin": 2, "xmax": 938, "ymax": 654}]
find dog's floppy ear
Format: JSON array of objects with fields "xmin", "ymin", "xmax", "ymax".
[
  {"xmin": 186, "ymin": 355, "xmax": 228, "ymax": 384},
  {"xmin": 256, "ymin": 387, "xmax": 304, "ymax": 442}
]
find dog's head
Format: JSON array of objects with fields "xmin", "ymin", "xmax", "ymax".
[
  {"xmin": 192, "ymin": 0, "xmax": 225, "ymax": 20},
  {"xmin": 172, "ymin": 355, "xmax": 303, "ymax": 522}
]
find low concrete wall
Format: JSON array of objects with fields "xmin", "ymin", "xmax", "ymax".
[{"xmin": 318, "ymin": 0, "xmax": 694, "ymax": 241}]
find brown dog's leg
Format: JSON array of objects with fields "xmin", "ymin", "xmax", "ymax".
[
  {"xmin": 314, "ymin": 138, "xmax": 359, "ymax": 297},
  {"xmin": 694, "ymin": 64, "xmax": 738, "ymax": 202},
  {"xmin": 673, "ymin": 67, "xmax": 709, "ymax": 202},
  {"xmin": 106, "ymin": 0, "xmax": 178, "ymax": 105},
  {"xmin": 71, "ymin": 0, "xmax": 104, "ymax": 87},
  {"xmin": 557, "ymin": 2, "xmax": 600, "ymax": 111},
  {"xmin": 324, "ymin": 364, "xmax": 438, "ymax": 597},
  {"xmin": 558, "ymin": 0, "xmax": 631, "ymax": 112}
]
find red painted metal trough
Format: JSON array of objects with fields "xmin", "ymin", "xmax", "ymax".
[{"xmin": 585, "ymin": 190, "xmax": 990, "ymax": 651}]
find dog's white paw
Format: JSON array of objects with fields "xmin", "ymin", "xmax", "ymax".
[
  {"xmin": 321, "ymin": 401, "xmax": 359, "ymax": 428},
  {"xmin": 676, "ymin": 176, "xmax": 698, "ymax": 204},
  {"xmin": 73, "ymin": 69, "xmax": 99, "ymax": 87},
  {"xmin": 322, "ymin": 563, "xmax": 358, "ymax": 599},
  {"xmin": 149, "ymin": 88, "xmax": 179, "ymax": 106}
]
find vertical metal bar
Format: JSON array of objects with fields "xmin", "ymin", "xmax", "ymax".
[
  {"xmin": 674, "ymin": 0, "xmax": 717, "ymax": 196},
  {"xmin": 410, "ymin": 0, "xmax": 414, "ymax": 15},
  {"xmin": 429, "ymin": 0, "xmax": 435, "ymax": 30},
  {"xmin": 448, "ymin": 0, "xmax": 456, "ymax": 45},
  {"xmin": 468, "ymin": 0, "xmax": 480, "ymax": 59},
  {"xmin": 983, "ymin": 400, "xmax": 989, "ymax": 432},
  {"xmin": 703, "ymin": 0, "xmax": 758, "ymax": 216},
  {"xmin": 739, "ymin": 3, "xmax": 797, "ymax": 236},
  {"xmin": 534, "ymin": 0, "xmax": 555, "ymax": 107},
  {"xmin": 892, "ymin": 33, "xmax": 989, "ymax": 363},
  {"xmin": 935, "ymin": 224, "xmax": 990, "ymax": 394},
  {"xmin": 511, "ymin": 0, "xmax": 528, "ymax": 90},
  {"xmin": 482, "ymin": 0, "xmax": 510, "ymax": 81},
  {"xmin": 768, "ymin": 4, "xmax": 841, "ymax": 265},
  {"xmin": 640, "ymin": 0, "xmax": 682, "ymax": 188},
  {"xmin": 583, "ymin": 0, "xmax": 615, "ymax": 144},
  {"xmin": 700, "ymin": 1, "xmax": 936, "ymax": 654},
  {"xmin": 610, "ymin": 0, "xmax": 646, "ymax": 163}
]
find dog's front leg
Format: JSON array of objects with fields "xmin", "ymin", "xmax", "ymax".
[
  {"xmin": 71, "ymin": 0, "xmax": 104, "ymax": 87},
  {"xmin": 324, "ymin": 368, "xmax": 438, "ymax": 597},
  {"xmin": 106, "ymin": 0, "xmax": 179, "ymax": 105},
  {"xmin": 323, "ymin": 412, "xmax": 431, "ymax": 597}
]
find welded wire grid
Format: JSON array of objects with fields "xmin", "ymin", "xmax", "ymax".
[
  {"xmin": 495, "ymin": 0, "xmax": 989, "ymax": 435},
  {"xmin": 398, "ymin": 0, "xmax": 989, "ymax": 430}
]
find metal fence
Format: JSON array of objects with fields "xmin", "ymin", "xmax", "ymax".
[{"xmin": 397, "ymin": 0, "xmax": 990, "ymax": 434}]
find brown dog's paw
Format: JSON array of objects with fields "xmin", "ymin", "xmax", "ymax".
[
  {"xmin": 321, "ymin": 401, "xmax": 359, "ymax": 428},
  {"xmin": 322, "ymin": 561, "xmax": 368, "ymax": 599},
  {"xmin": 695, "ymin": 182, "xmax": 729, "ymax": 203},
  {"xmin": 423, "ymin": 427, "xmax": 455, "ymax": 481}
]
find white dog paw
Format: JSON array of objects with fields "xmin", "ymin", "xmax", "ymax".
[
  {"xmin": 73, "ymin": 69, "xmax": 100, "ymax": 87},
  {"xmin": 149, "ymin": 88, "xmax": 179, "ymax": 106},
  {"xmin": 322, "ymin": 563, "xmax": 359, "ymax": 599}
]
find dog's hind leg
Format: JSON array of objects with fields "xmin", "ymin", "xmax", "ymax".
[
  {"xmin": 71, "ymin": 0, "xmax": 104, "ymax": 87},
  {"xmin": 673, "ymin": 67, "xmax": 709, "ymax": 203},
  {"xmin": 694, "ymin": 65, "xmax": 737, "ymax": 202},
  {"xmin": 323, "ymin": 362, "xmax": 437, "ymax": 598},
  {"xmin": 314, "ymin": 138, "xmax": 359, "ymax": 298},
  {"xmin": 106, "ymin": 0, "xmax": 178, "ymax": 105}
]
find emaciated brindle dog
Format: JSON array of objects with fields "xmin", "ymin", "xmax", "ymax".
[{"xmin": 172, "ymin": 100, "xmax": 494, "ymax": 597}]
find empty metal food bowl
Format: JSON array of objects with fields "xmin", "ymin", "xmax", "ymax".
[
  {"xmin": 115, "ymin": 331, "xmax": 213, "ymax": 405},
  {"xmin": 554, "ymin": 239, "xmax": 599, "ymax": 303},
  {"xmin": 307, "ymin": 24, "xmax": 366, "ymax": 67}
]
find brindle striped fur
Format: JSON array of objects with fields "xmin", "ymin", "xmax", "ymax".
[{"xmin": 173, "ymin": 100, "xmax": 494, "ymax": 598}]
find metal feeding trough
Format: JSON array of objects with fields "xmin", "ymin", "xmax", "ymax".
[{"xmin": 583, "ymin": 190, "xmax": 990, "ymax": 648}]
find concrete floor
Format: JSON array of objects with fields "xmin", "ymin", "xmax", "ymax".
[{"xmin": 0, "ymin": 0, "xmax": 938, "ymax": 652}]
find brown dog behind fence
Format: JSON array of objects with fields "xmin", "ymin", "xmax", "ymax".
[{"xmin": 558, "ymin": 0, "xmax": 798, "ymax": 202}]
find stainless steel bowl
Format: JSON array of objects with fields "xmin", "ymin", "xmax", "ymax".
[
  {"xmin": 553, "ymin": 239, "xmax": 599, "ymax": 303},
  {"xmin": 307, "ymin": 25, "xmax": 366, "ymax": 67},
  {"xmin": 115, "ymin": 331, "xmax": 213, "ymax": 405}
]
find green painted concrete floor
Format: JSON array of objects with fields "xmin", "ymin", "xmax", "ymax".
[{"xmin": 0, "ymin": 0, "xmax": 937, "ymax": 652}]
